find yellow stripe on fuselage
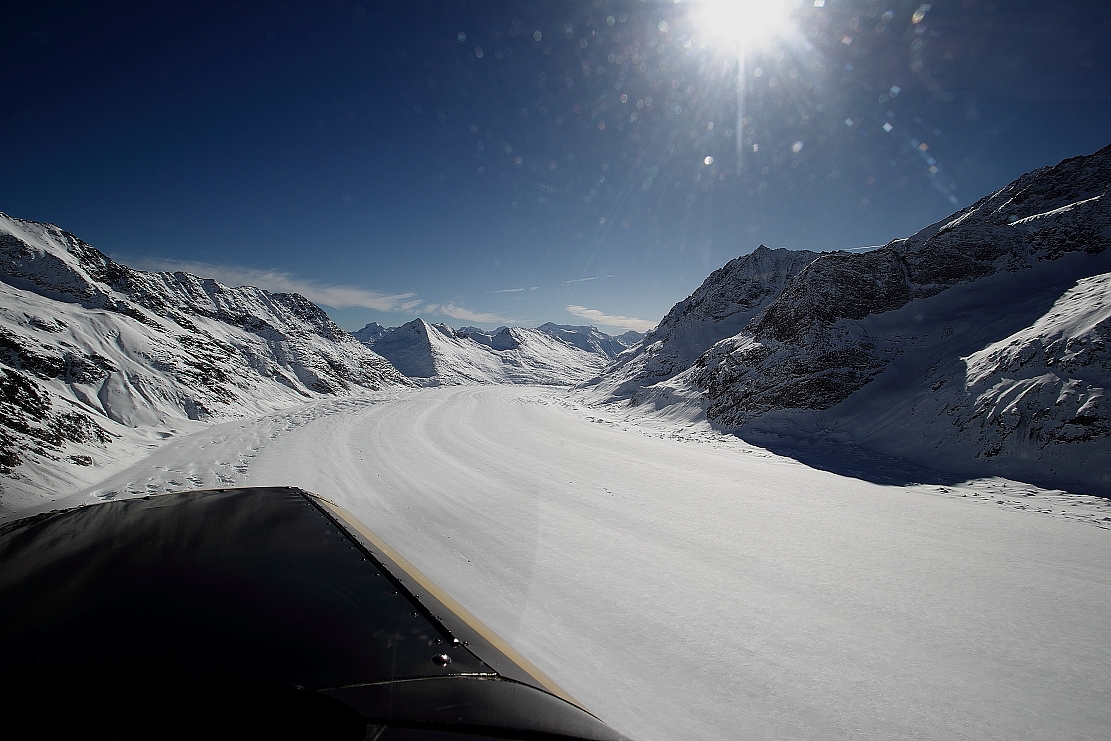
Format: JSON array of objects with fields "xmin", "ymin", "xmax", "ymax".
[{"xmin": 313, "ymin": 496, "xmax": 579, "ymax": 708}]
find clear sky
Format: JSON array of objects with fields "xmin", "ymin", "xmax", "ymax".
[{"xmin": 4, "ymin": 1, "xmax": 1109, "ymax": 333}]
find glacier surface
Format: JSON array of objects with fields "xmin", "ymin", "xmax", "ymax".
[{"xmin": 14, "ymin": 385, "xmax": 1109, "ymax": 741}]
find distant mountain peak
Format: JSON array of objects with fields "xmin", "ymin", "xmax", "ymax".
[
  {"xmin": 357, "ymin": 320, "xmax": 637, "ymax": 385},
  {"xmin": 534, "ymin": 322, "xmax": 641, "ymax": 359}
]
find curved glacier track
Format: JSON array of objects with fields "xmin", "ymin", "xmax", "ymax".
[{"xmin": 63, "ymin": 387, "xmax": 1111, "ymax": 741}]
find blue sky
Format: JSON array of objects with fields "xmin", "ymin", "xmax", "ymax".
[{"xmin": 4, "ymin": 1, "xmax": 1109, "ymax": 333}]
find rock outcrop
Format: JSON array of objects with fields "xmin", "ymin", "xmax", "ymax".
[
  {"xmin": 0, "ymin": 213, "xmax": 408, "ymax": 501},
  {"xmin": 584, "ymin": 143, "xmax": 1111, "ymax": 495}
]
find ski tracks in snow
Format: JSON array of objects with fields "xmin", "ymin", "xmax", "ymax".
[{"xmin": 73, "ymin": 394, "xmax": 401, "ymax": 504}]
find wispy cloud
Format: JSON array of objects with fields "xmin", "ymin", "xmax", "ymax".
[
  {"xmin": 487, "ymin": 287, "xmax": 525, "ymax": 293},
  {"xmin": 132, "ymin": 258, "xmax": 415, "ymax": 311},
  {"xmin": 561, "ymin": 274, "xmax": 616, "ymax": 285},
  {"xmin": 566, "ymin": 305, "xmax": 656, "ymax": 332},
  {"xmin": 427, "ymin": 302, "xmax": 516, "ymax": 324}
]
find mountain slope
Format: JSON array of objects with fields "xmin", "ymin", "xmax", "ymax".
[
  {"xmin": 744, "ymin": 249, "xmax": 1111, "ymax": 495},
  {"xmin": 586, "ymin": 245, "xmax": 820, "ymax": 400},
  {"xmin": 0, "ymin": 213, "xmax": 408, "ymax": 509},
  {"xmin": 361, "ymin": 319, "xmax": 608, "ymax": 386},
  {"xmin": 697, "ymin": 143, "xmax": 1106, "ymax": 422},
  {"xmin": 700, "ymin": 144, "xmax": 1111, "ymax": 423},
  {"xmin": 351, "ymin": 321, "xmax": 389, "ymax": 345},
  {"xmin": 534, "ymin": 323, "xmax": 641, "ymax": 358},
  {"xmin": 584, "ymin": 144, "xmax": 1111, "ymax": 495}
]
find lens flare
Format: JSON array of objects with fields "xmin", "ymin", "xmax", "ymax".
[{"xmin": 689, "ymin": 0, "xmax": 791, "ymax": 48}]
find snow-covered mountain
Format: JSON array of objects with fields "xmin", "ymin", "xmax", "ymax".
[
  {"xmin": 351, "ymin": 321, "xmax": 390, "ymax": 345},
  {"xmin": 358, "ymin": 318, "xmax": 610, "ymax": 386},
  {"xmin": 585, "ymin": 245, "xmax": 819, "ymax": 399},
  {"xmin": 534, "ymin": 323, "xmax": 642, "ymax": 358},
  {"xmin": 585, "ymin": 144, "xmax": 1111, "ymax": 496},
  {"xmin": 0, "ymin": 213, "xmax": 408, "ymax": 507}
]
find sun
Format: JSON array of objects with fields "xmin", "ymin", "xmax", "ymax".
[{"xmin": 687, "ymin": 0, "xmax": 792, "ymax": 48}]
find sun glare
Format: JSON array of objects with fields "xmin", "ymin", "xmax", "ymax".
[{"xmin": 689, "ymin": 0, "xmax": 791, "ymax": 48}]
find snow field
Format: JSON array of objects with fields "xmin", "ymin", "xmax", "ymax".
[{"xmin": 32, "ymin": 386, "xmax": 1111, "ymax": 741}]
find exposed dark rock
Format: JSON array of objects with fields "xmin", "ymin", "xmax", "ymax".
[
  {"xmin": 695, "ymin": 143, "xmax": 1111, "ymax": 426},
  {"xmin": 0, "ymin": 212, "xmax": 409, "ymax": 478},
  {"xmin": 0, "ymin": 367, "xmax": 111, "ymax": 473},
  {"xmin": 584, "ymin": 144, "xmax": 1111, "ymax": 494},
  {"xmin": 588, "ymin": 245, "xmax": 820, "ymax": 398}
]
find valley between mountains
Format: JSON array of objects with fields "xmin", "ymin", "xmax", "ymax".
[
  {"xmin": 2, "ymin": 146, "xmax": 1111, "ymax": 741},
  {"xmin": 3, "ymin": 144, "xmax": 1111, "ymax": 507}
]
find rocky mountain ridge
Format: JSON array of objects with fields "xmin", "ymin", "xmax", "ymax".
[
  {"xmin": 534, "ymin": 323, "xmax": 642, "ymax": 358},
  {"xmin": 585, "ymin": 143, "xmax": 1111, "ymax": 495},
  {"xmin": 696, "ymin": 143, "xmax": 1111, "ymax": 425},
  {"xmin": 0, "ymin": 213, "xmax": 408, "ymax": 508},
  {"xmin": 586, "ymin": 245, "xmax": 820, "ymax": 400}
]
